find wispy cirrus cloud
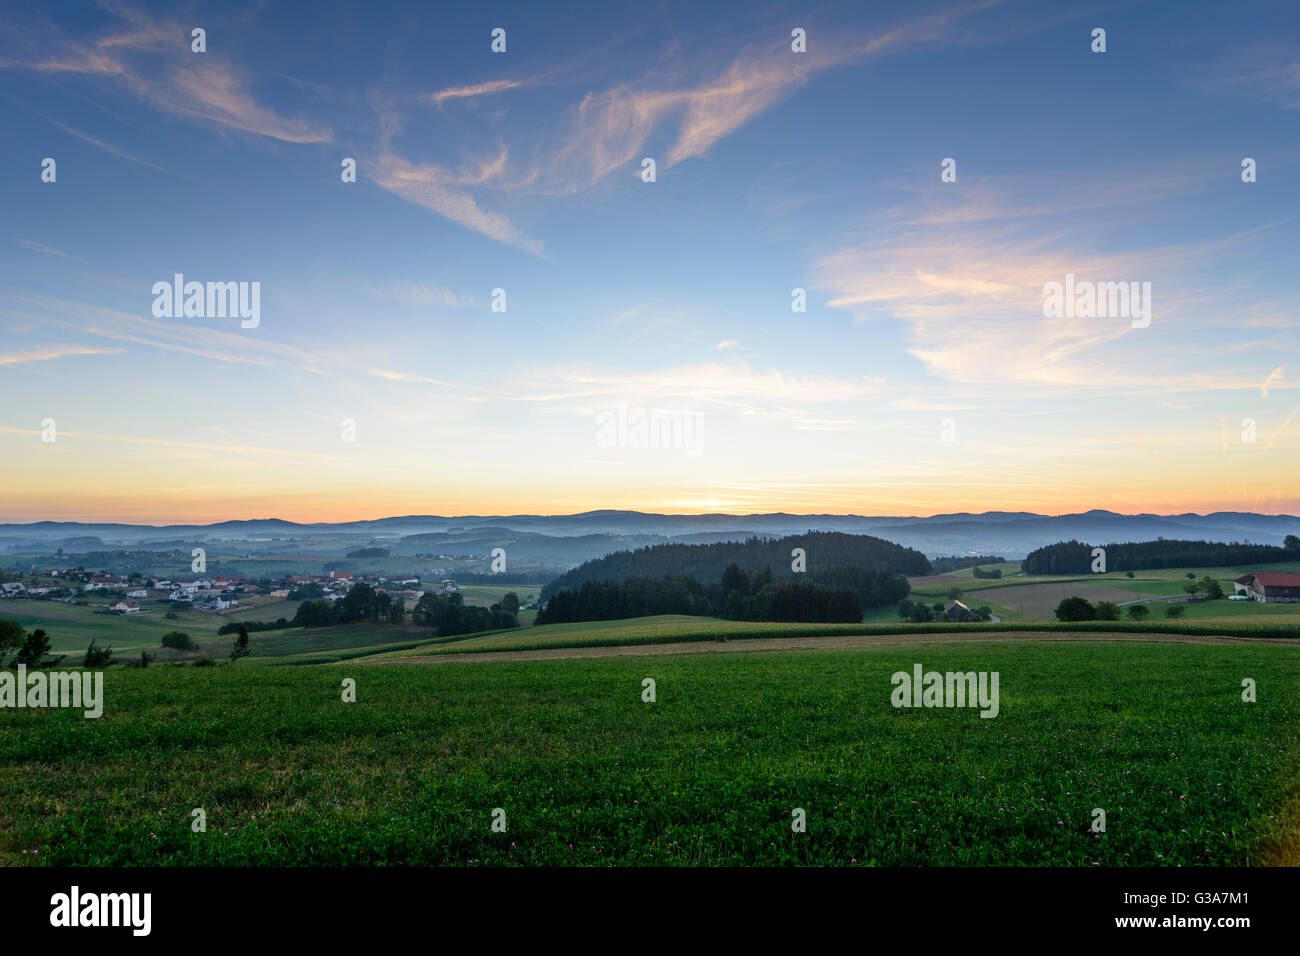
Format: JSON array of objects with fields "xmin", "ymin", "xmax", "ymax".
[
  {"xmin": 0, "ymin": 345, "xmax": 124, "ymax": 365},
  {"xmin": 40, "ymin": 115, "xmax": 187, "ymax": 178},
  {"xmin": 814, "ymin": 163, "xmax": 1299, "ymax": 397},
  {"xmin": 15, "ymin": 296, "xmax": 328, "ymax": 374},
  {"xmin": 496, "ymin": 359, "xmax": 884, "ymax": 412},
  {"xmin": 1, "ymin": 237, "xmax": 72, "ymax": 258},
  {"xmin": 426, "ymin": 78, "xmax": 532, "ymax": 105},
  {"xmin": 1200, "ymin": 43, "xmax": 1300, "ymax": 110},
  {"xmin": 370, "ymin": 153, "xmax": 545, "ymax": 256},
  {"xmin": 2, "ymin": 7, "xmax": 331, "ymax": 143},
  {"xmin": 365, "ymin": 280, "xmax": 469, "ymax": 309},
  {"xmin": 379, "ymin": 0, "xmax": 1011, "ymax": 223}
]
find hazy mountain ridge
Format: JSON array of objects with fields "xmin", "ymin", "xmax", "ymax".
[{"xmin": 2, "ymin": 510, "xmax": 1297, "ymax": 560}]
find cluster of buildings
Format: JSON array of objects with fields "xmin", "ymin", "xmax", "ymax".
[{"xmin": 2, "ymin": 567, "xmax": 462, "ymax": 615}]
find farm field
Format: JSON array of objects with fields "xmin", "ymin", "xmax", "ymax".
[
  {"xmin": 965, "ymin": 583, "xmax": 1148, "ymax": 620},
  {"xmin": 918, "ymin": 562, "xmax": 1300, "ymax": 625},
  {"xmin": 387, "ymin": 615, "xmax": 881, "ymax": 656},
  {"xmin": 1, "ymin": 598, "xmax": 233, "ymax": 655},
  {"xmin": 456, "ymin": 584, "xmax": 540, "ymax": 624},
  {"xmin": 0, "ymin": 598, "xmax": 422, "ymax": 663},
  {"xmin": 456, "ymin": 584, "xmax": 541, "ymax": 606},
  {"xmin": 3, "ymin": 641, "xmax": 1299, "ymax": 866},
  {"xmin": 372, "ymin": 613, "xmax": 1300, "ymax": 661}
]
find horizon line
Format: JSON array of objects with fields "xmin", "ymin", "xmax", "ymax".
[{"xmin": 3, "ymin": 507, "xmax": 1298, "ymax": 530}]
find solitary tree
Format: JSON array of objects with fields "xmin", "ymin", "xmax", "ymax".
[
  {"xmin": 229, "ymin": 624, "xmax": 251, "ymax": 663},
  {"xmin": 1127, "ymin": 604, "xmax": 1150, "ymax": 621}
]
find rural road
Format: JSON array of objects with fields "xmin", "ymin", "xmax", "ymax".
[{"xmin": 357, "ymin": 630, "xmax": 1300, "ymax": 666}]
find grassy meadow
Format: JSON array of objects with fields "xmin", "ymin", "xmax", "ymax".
[{"xmin": 3, "ymin": 641, "xmax": 1299, "ymax": 866}]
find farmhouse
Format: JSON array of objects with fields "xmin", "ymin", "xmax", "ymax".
[
  {"xmin": 107, "ymin": 598, "xmax": 140, "ymax": 614},
  {"xmin": 1, "ymin": 582, "xmax": 25, "ymax": 597},
  {"xmin": 1232, "ymin": 573, "xmax": 1300, "ymax": 604},
  {"xmin": 944, "ymin": 599, "xmax": 971, "ymax": 622}
]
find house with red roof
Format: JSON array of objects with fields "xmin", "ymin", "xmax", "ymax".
[{"xmin": 1233, "ymin": 573, "xmax": 1300, "ymax": 604}]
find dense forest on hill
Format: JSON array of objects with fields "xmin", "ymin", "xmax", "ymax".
[
  {"xmin": 540, "ymin": 531, "xmax": 929, "ymax": 600},
  {"xmin": 536, "ymin": 565, "xmax": 866, "ymax": 625},
  {"xmin": 1023, "ymin": 537, "xmax": 1300, "ymax": 574}
]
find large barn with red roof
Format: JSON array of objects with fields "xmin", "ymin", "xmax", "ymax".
[{"xmin": 1233, "ymin": 573, "xmax": 1300, "ymax": 604}]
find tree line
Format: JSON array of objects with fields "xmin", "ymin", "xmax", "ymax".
[
  {"xmin": 410, "ymin": 590, "xmax": 519, "ymax": 636},
  {"xmin": 541, "ymin": 532, "xmax": 929, "ymax": 601},
  {"xmin": 1023, "ymin": 537, "xmax": 1300, "ymax": 574},
  {"xmin": 536, "ymin": 562, "xmax": 896, "ymax": 625}
]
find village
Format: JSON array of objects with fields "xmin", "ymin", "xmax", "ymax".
[{"xmin": 0, "ymin": 567, "xmax": 462, "ymax": 615}]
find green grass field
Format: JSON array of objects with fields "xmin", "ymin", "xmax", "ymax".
[
  {"xmin": 3, "ymin": 641, "xmax": 1299, "ymax": 866},
  {"xmin": 910, "ymin": 562, "xmax": 1300, "ymax": 626},
  {"xmin": 456, "ymin": 584, "xmax": 540, "ymax": 606},
  {"xmin": 0, "ymin": 598, "xmax": 427, "ymax": 664},
  {"xmin": 370, "ymin": 612, "xmax": 1300, "ymax": 660}
]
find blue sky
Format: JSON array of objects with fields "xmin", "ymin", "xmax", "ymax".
[{"xmin": 1, "ymin": 0, "xmax": 1297, "ymax": 522}]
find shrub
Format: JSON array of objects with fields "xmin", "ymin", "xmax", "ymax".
[
  {"xmin": 161, "ymin": 630, "xmax": 197, "ymax": 650},
  {"xmin": 1055, "ymin": 596, "xmax": 1096, "ymax": 621},
  {"xmin": 83, "ymin": 639, "xmax": 114, "ymax": 668}
]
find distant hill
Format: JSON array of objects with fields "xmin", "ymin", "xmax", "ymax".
[
  {"xmin": 540, "ymin": 531, "xmax": 930, "ymax": 600},
  {"xmin": 1023, "ymin": 538, "xmax": 1300, "ymax": 574},
  {"xmin": 1, "ymin": 510, "xmax": 1296, "ymax": 567}
]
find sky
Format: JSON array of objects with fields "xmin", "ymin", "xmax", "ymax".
[{"xmin": 1, "ymin": 0, "xmax": 1298, "ymax": 524}]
